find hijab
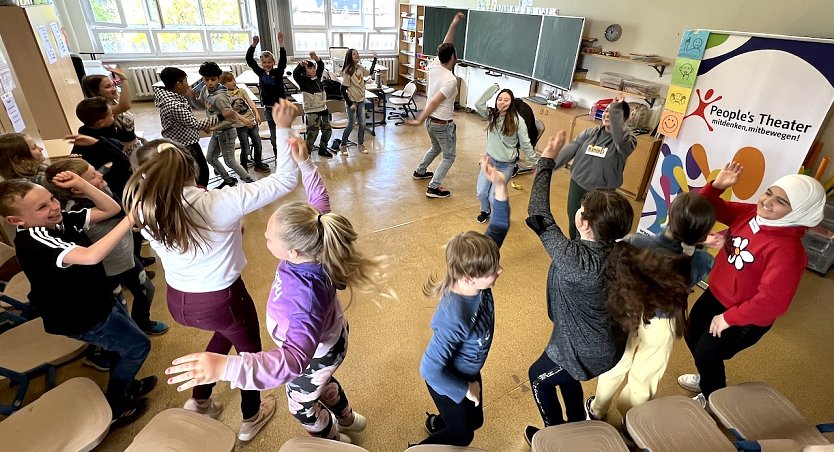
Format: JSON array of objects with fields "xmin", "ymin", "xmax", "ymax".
[{"xmin": 756, "ymin": 174, "xmax": 825, "ymax": 228}]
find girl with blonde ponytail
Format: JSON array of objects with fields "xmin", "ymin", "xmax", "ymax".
[
  {"xmin": 131, "ymin": 100, "xmax": 303, "ymax": 442},
  {"xmin": 166, "ymin": 138, "xmax": 380, "ymax": 444}
]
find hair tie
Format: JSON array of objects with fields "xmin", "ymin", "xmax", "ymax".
[
  {"xmin": 681, "ymin": 243, "xmax": 696, "ymax": 256},
  {"xmin": 317, "ymin": 213, "xmax": 323, "ymax": 224},
  {"xmin": 156, "ymin": 142, "xmax": 177, "ymax": 154}
]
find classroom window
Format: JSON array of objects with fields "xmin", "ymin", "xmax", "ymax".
[
  {"xmin": 288, "ymin": 0, "xmax": 398, "ymax": 56},
  {"xmin": 80, "ymin": 0, "xmax": 255, "ymax": 58}
]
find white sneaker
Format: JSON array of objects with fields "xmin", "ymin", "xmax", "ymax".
[
  {"xmin": 359, "ymin": 144, "xmax": 368, "ymax": 154},
  {"xmin": 340, "ymin": 145, "xmax": 348, "ymax": 156},
  {"xmin": 238, "ymin": 396, "xmax": 276, "ymax": 441},
  {"xmin": 183, "ymin": 397, "xmax": 223, "ymax": 419},
  {"xmin": 678, "ymin": 373, "xmax": 701, "ymax": 392},
  {"xmin": 692, "ymin": 393, "xmax": 708, "ymax": 410},
  {"xmin": 338, "ymin": 412, "xmax": 367, "ymax": 433},
  {"xmin": 337, "ymin": 433, "xmax": 353, "ymax": 444}
]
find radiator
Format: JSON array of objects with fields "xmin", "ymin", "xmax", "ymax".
[
  {"xmin": 126, "ymin": 62, "xmax": 250, "ymax": 98},
  {"xmin": 377, "ymin": 57, "xmax": 398, "ymax": 85}
]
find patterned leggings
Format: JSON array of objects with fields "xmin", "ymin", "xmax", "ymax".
[{"xmin": 286, "ymin": 326, "xmax": 353, "ymax": 439}]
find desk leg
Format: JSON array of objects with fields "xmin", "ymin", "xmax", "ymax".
[{"xmin": 365, "ymin": 98, "xmax": 377, "ymax": 136}]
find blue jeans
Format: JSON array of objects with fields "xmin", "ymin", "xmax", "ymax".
[
  {"xmin": 71, "ymin": 302, "xmax": 151, "ymax": 411},
  {"xmin": 476, "ymin": 156, "xmax": 515, "ymax": 213},
  {"xmin": 207, "ymin": 128, "xmax": 250, "ymax": 182},
  {"xmin": 263, "ymin": 104, "xmax": 277, "ymax": 154},
  {"xmin": 342, "ymin": 101, "xmax": 365, "ymax": 145},
  {"xmin": 416, "ymin": 120, "xmax": 456, "ymax": 189},
  {"xmin": 236, "ymin": 125, "xmax": 263, "ymax": 166}
]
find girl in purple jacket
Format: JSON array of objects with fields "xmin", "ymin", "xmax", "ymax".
[{"xmin": 166, "ymin": 138, "xmax": 382, "ymax": 444}]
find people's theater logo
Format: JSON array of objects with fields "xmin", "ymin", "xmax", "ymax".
[{"xmin": 683, "ymin": 88, "xmax": 723, "ymax": 132}]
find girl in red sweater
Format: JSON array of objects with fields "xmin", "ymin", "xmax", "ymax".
[{"xmin": 678, "ymin": 162, "xmax": 825, "ymax": 406}]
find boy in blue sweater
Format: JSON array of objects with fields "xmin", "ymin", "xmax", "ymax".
[{"xmin": 416, "ymin": 155, "xmax": 510, "ymax": 446}]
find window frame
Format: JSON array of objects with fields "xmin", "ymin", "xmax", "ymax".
[{"xmin": 289, "ymin": 0, "xmax": 398, "ymax": 57}]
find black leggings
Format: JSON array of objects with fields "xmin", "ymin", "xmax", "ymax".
[
  {"xmin": 685, "ymin": 289, "xmax": 771, "ymax": 397},
  {"xmin": 528, "ymin": 352, "xmax": 585, "ymax": 426},
  {"xmin": 185, "ymin": 142, "xmax": 211, "ymax": 187},
  {"xmin": 420, "ymin": 376, "xmax": 484, "ymax": 447}
]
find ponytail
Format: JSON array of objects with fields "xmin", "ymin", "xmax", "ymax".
[
  {"xmin": 123, "ymin": 139, "xmax": 208, "ymax": 253},
  {"xmin": 604, "ymin": 241, "xmax": 691, "ymax": 336},
  {"xmin": 273, "ymin": 202, "xmax": 383, "ymax": 290}
]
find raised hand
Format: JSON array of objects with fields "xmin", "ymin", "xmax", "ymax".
[
  {"xmin": 287, "ymin": 137, "xmax": 309, "ymax": 163},
  {"xmin": 252, "ymin": 35, "xmax": 260, "ymax": 47},
  {"xmin": 65, "ymin": 134, "xmax": 99, "ymax": 147},
  {"xmin": 309, "ymin": 51, "xmax": 319, "ymax": 61},
  {"xmin": 165, "ymin": 352, "xmax": 229, "ymax": 393},
  {"xmin": 713, "ymin": 162, "xmax": 743, "ymax": 190},
  {"xmin": 453, "ymin": 12, "xmax": 465, "ymax": 22},
  {"xmin": 541, "ymin": 130, "xmax": 566, "ymax": 160},
  {"xmin": 277, "ymin": 32, "xmax": 284, "ymax": 46},
  {"xmin": 272, "ymin": 98, "xmax": 297, "ymax": 128},
  {"xmin": 50, "ymin": 171, "xmax": 86, "ymax": 190}
]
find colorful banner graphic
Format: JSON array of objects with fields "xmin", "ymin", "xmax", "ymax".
[{"xmin": 640, "ymin": 32, "xmax": 834, "ymax": 235}]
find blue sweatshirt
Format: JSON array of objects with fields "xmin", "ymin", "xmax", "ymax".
[{"xmin": 419, "ymin": 199, "xmax": 509, "ymax": 403}]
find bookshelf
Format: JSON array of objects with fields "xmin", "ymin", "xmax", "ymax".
[{"xmin": 398, "ymin": 3, "xmax": 425, "ymax": 91}]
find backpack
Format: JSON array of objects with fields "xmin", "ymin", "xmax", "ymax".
[
  {"xmin": 514, "ymin": 99, "xmax": 539, "ymax": 147},
  {"xmin": 322, "ymin": 79, "xmax": 344, "ymax": 100}
]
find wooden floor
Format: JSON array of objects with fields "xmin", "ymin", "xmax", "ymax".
[{"xmin": 3, "ymin": 99, "xmax": 833, "ymax": 451}]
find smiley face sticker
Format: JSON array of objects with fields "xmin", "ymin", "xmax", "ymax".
[{"xmin": 660, "ymin": 109, "xmax": 684, "ymax": 138}]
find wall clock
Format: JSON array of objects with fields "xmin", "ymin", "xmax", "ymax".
[{"xmin": 605, "ymin": 24, "xmax": 622, "ymax": 42}]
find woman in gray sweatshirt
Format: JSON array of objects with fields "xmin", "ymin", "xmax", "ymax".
[
  {"xmin": 552, "ymin": 98, "xmax": 636, "ymax": 239},
  {"xmin": 523, "ymin": 131, "xmax": 634, "ymax": 444}
]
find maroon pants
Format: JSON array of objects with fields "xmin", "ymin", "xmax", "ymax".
[{"xmin": 167, "ymin": 277, "xmax": 263, "ymax": 419}]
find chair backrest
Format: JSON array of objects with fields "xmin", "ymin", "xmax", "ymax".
[
  {"xmin": 535, "ymin": 119, "xmax": 545, "ymax": 141},
  {"xmin": 625, "ymin": 396, "xmax": 737, "ymax": 452},
  {"xmin": 326, "ymin": 99, "xmax": 346, "ymax": 114},
  {"xmin": 126, "ymin": 408, "xmax": 236, "ymax": 452},
  {"xmin": 0, "ymin": 242, "xmax": 21, "ymax": 284},
  {"xmin": 402, "ymin": 81, "xmax": 417, "ymax": 98},
  {"xmin": 329, "ymin": 47, "xmax": 349, "ymax": 76},
  {"xmin": 532, "ymin": 421, "xmax": 629, "ymax": 452},
  {"xmin": 279, "ymin": 436, "xmax": 370, "ymax": 451}
]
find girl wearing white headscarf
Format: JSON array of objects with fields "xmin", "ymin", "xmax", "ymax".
[{"xmin": 677, "ymin": 162, "xmax": 825, "ymax": 405}]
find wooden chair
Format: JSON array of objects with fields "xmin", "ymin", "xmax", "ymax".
[
  {"xmin": 278, "ymin": 436, "xmax": 370, "ymax": 451},
  {"xmin": 0, "ymin": 317, "xmax": 86, "ymax": 414},
  {"xmin": 125, "ymin": 408, "xmax": 236, "ymax": 452},
  {"xmin": 291, "ymin": 101, "xmax": 308, "ymax": 138},
  {"xmin": 0, "ymin": 377, "xmax": 111, "ymax": 452},
  {"xmin": 709, "ymin": 383, "xmax": 834, "ymax": 450},
  {"xmin": 532, "ymin": 420, "xmax": 629, "ymax": 452}
]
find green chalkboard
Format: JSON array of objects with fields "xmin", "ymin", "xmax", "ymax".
[
  {"xmin": 422, "ymin": 7, "xmax": 467, "ymax": 57},
  {"xmin": 533, "ymin": 15, "xmax": 585, "ymax": 90},
  {"xmin": 463, "ymin": 10, "xmax": 542, "ymax": 77}
]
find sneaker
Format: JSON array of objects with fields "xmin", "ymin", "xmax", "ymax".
[
  {"xmin": 693, "ymin": 393, "xmax": 708, "ymax": 410},
  {"xmin": 677, "ymin": 374, "xmax": 701, "ymax": 392},
  {"xmin": 412, "ymin": 170, "xmax": 434, "ymax": 180},
  {"xmin": 183, "ymin": 397, "xmax": 224, "ymax": 420},
  {"xmin": 317, "ymin": 147, "xmax": 334, "ymax": 158},
  {"xmin": 424, "ymin": 412, "xmax": 444, "ymax": 435},
  {"xmin": 141, "ymin": 320, "xmax": 169, "ymax": 336},
  {"xmin": 337, "ymin": 433, "xmax": 353, "ymax": 444},
  {"xmin": 426, "ymin": 186, "xmax": 451, "ymax": 198},
  {"xmin": 253, "ymin": 163, "xmax": 271, "ymax": 173},
  {"xmin": 129, "ymin": 376, "xmax": 157, "ymax": 398},
  {"xmin": 524, "ymin": 425, "xmax": 540, "ymax": 445},
  {"xmin": 476, "ymin": 211, "xmax": 490, "ymax": 223},
  {"xmin": 359, "ymin": 144, "xmax": 368, "ymax": 154},
  {"xmin": 585, "ymin": 395, "xmax": 600, "ymax": 420},
  {"xmin": 140, "ymin": 256, "xmax": 156, "ymax": 267},
  {"xmin": 511, "ymin": 164, "xmax": 520, "ymax": 179},
  {"xmin": 338, "ymin": 412, "xmax": 367, "ymax": 433},
  {"xmin": 331, "ymin": 138, "xmax": 342, "ymax": 150},
  {"xmin": 216, "ymin": 180, "xmax": 236, "ymax": 189},
  {"xmin": 517, "ymin": 165, "xmax": 534, "ymax": 175},
  {"xmin": 238, "ymin": 396, "xmax": 276, "ymax": 441},
  {"xmin": 83, "ymin": 347, "xmax": 111, "ymax": 372},
  {"xmin": 145, "ymin": 270, "xmax": 156, "ymax": 280},
  {"xmin": 340, "ymin": 145, "xmax": 348, "ymax": 156},
  {"xmin": 111, "ymin": 398, "xmax": 147, "ymax": 427}
]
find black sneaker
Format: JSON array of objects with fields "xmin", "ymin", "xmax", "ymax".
[
  {"xmin": 145, "ymin": 270, "xmax": 155, "ymax": 280},
  {"xmin": 82, "ymin": 347, "xmax": 111, "ymax": 372},
  {"xmin": 140, "ymin": 256, "xmax": 156, "ymax": 267},
  {"xmin": 585, "ymin": 395, "xmax": 599, "ymax": 420},
  {"xmin": 477, "ymin": 211, "xmax": 490, "ymax": 223},
  {"xmin": 511, "ymin": 164, "xmax": 520, "ymax": 179},
  {"xmin": 524, "ymin": 425, "xmax": 539, "ymax": 445},
  {"xmin": 426, "ymin": 186, "xmax": 451, "ymax": 198},
  {"xmin": 412, "ymin": 170, "xmax": 434, "ymax": 180},
  {"xmin": 111, "ymin": 398, "xmax": 147, "ymax": 427},
  {"xmin": 331, "ymin": 138, "xmax": 342, "ymax": 150},
  {"xmin": 129, "ymin": 376, "xmax": 158, "ymax": 398},
  {"xmin": 253, "ymin": 163, "xmax": 271, "ymax": 173},
  {"xmin": 424, "ymin": 412, "xmax": 444, "ymax": 434},
  {"xmin": 317, "ymin": 147, "xmax": 334, "ymax": 158},
  {"xmin": 216, "ymin": 179, "xmax": 237, "ymax": 189}
]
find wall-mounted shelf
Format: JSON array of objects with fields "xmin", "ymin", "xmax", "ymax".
[
  {"xmin": 573, "ymin": 79, "xmax": 660, "ymax": 107},
  {"xmin": 581, "ymin": 53, "xmax": 670, "ymax": 77}
]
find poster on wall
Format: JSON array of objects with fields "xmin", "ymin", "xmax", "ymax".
[
  {"xmin": 640, "ymin": 32, "xmax": 834, "ymax": 235},
  {"xmin": 1, "ymin": 93, "xmax": 26, "ymax": 133},
  {"xmin": 49, "ymin": 22, "xmax": 70, "ymax": 58},
  {"xmin": 36, "ymin": 24, "xmax": 58, "ymax": 64}
]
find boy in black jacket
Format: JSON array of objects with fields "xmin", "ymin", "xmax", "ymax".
[
  {"xmin": 246, "ymin": 33, "xmax": 287, "ymax": 156},
  {"xmin": 293, "ymin": 52, "xmax": 333, "ymax": 158}
]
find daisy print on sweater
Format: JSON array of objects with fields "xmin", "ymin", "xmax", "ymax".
[{"xmin": 727, "ymin": 236, "xmax": 755, "ymax": 270}]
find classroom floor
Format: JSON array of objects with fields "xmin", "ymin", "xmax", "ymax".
[{"xmin": 4, "ymin": 98, "xmax": 834, "ymax": 451}]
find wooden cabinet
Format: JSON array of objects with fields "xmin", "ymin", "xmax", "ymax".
[
  {"xmin": 398, "ymin": 4, "xmax": 425, "ymax": 91},
  {"xmin": 0, "ymin": 5, "xmax": 83, "ymax": 140},
  {"xmin": 522, "ymin": 101, "xmax": 585, "ymax": 150},
  {"xmin": 571, "ymin": 116, "xmax": 661, "ymax": 201}
]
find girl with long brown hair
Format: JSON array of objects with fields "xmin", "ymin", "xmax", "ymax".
[
  {"xmin": 473, "ymin": 85, "xmax": 537, "ymax": 223},
  {"xmin": 338, "ymin": 48, "xmax": 370, "ymax": 155},
  {"xmin": 588, "ymin": 192, "xmax": 716, "ymax": 426},
  {"xmin": 81, "ymin": 65, "xmax": 144, "ymax": 152},
  {"xmin": 166, "ymin": 137, "xmax": 381, "ymax": 444},
  {"xmin": 123, "ymin": 100, "xmax": 302, "ymax": 442},
  {"xmin": 0, "ymin": 133, "xmax": 46, "ymax": 183}
]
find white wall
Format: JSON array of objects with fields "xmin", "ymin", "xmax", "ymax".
[{"xmin": 418, "ymin": 0, "xmax": 834, "ymax": 179}]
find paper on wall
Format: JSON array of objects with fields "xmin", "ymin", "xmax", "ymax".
[
  {"xmin": 50, "ymin": 22, "xmax": 70, "ymax": 58},
  {"xmin": 1, "ymin": 93, "xmax": 26, "ymax": 133},
  {"xmin": 36, "ymin": 25, "xmax": 58, "ymax": 64},
  {"xmin": 0, "ymin": 69, "xmax": 14, "ymax": 94}
]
